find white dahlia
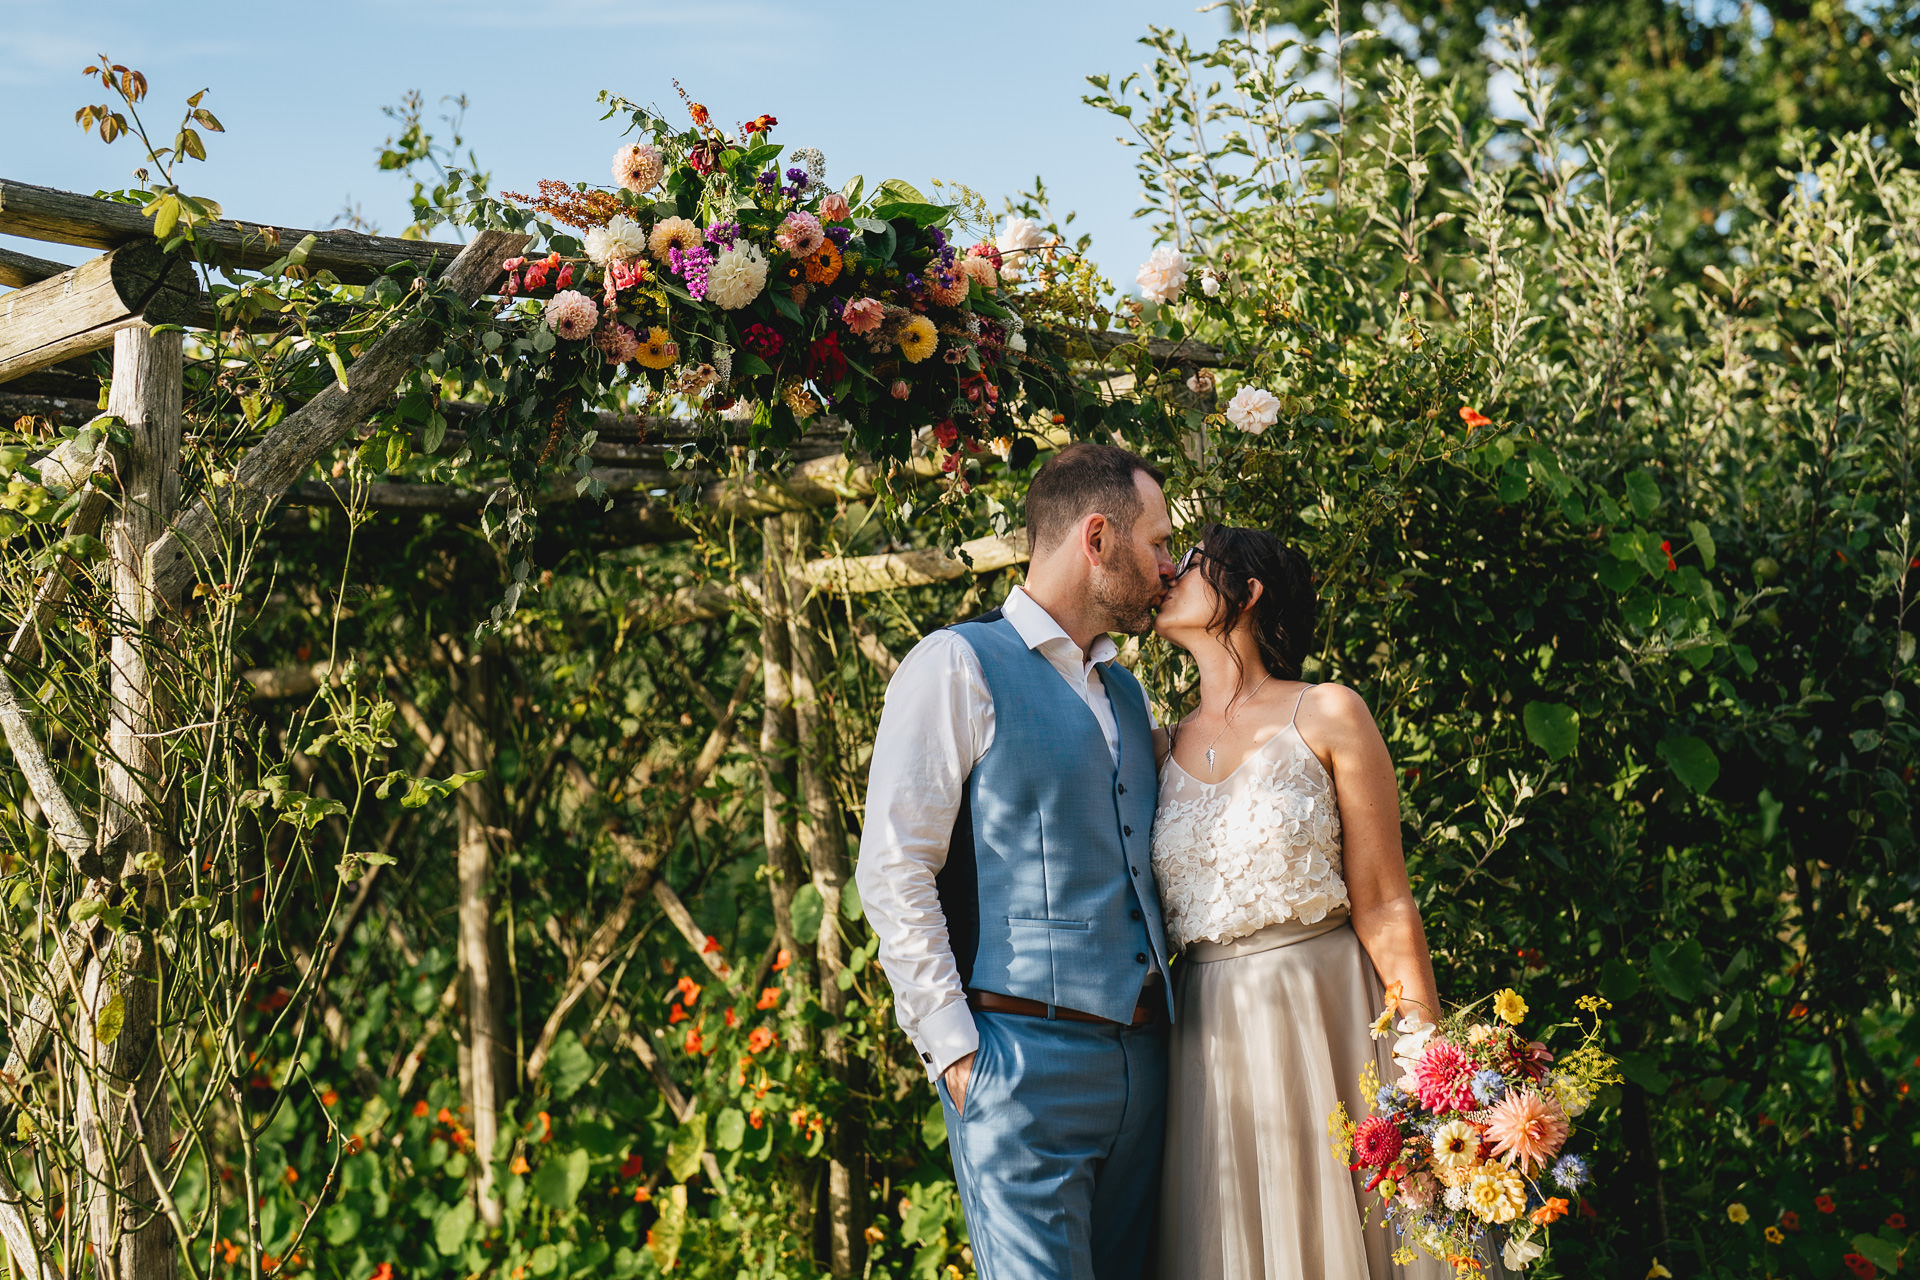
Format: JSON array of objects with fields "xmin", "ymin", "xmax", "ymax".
[
  {"xmin": 1135, "ymin": 245, "xmax": 1189, "ymax": 304},
  {"xmin": 583, "ymin": 214, "xmax": 649, "ymax": 267},
  {"xmin": 706, "ymin": 243, "xmax": 769, "ymax": 310}
]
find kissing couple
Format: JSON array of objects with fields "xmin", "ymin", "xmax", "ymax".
[{"xmin": 856, "ymin": 443, "xmax": 1452, "ymax": 1279}]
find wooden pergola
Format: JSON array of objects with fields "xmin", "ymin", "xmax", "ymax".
[{"xmin": 0, "ymin": 177, "xmax": 1228, "ymax": 1276}]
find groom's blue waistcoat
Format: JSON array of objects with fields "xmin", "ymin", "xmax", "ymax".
[{"xmin": 939, "ymin": 611, "xmax": 1175, "ymax": 1024}]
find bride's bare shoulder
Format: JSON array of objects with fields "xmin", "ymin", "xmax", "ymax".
[{"xmin": 1293, "ymin": 682, "xmax": 1383, "ymax": 749}]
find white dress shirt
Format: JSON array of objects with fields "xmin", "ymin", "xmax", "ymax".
[{"xmin": 855, "ymin": 587, "xmax": 1129, "ymax": 1080}]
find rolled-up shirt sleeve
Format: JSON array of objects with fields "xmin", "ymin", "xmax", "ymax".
[{"xmin": 855, "ymin": 630, "xmax": 989, "ymax": 1081}]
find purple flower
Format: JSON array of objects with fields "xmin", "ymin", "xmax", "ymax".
[
  {"xmin": 757, "ymin": 169, "xmax": 779, "ymax": 192},
  {"xmin": 929, "ymin": 227, "xmax": 948, "ymax": 250},
  {"xmin": 669, "ymin": 244, "xmax": 715, "ymax": 301},
  {"xmin": 786, "ymin": 167, "xmax": 810, "ymax": 188},
  {"xmin": 824, "ymin": 225, "xmax": 852, "ymax": 248},
  {"xmin": 705, "ymin": 221, "xmax": 741, "ymax": 249}
]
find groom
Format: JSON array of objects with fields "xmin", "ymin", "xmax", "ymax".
[{"xmin": 856, "ymin": 443, "xmax": 1178, "ymax": 1280}]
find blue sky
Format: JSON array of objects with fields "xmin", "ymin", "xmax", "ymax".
[{"xmin": 2, "ymin": 0, "xmax": 1222, "ymax": 287}]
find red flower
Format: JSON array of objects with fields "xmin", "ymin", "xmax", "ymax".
[
  {"xmin": 1459, "ymin": 405, "xmax": 1492, "ymax": 428},
  {"xmin": 412, "ymin": 1099, "xmax": 429, "ymax": 1118},
  {"xmin": 1781, "ymin": 1210, "xmax": 1801, "ymax": 1231},
  {"xmin": 747, "ymin": 1027, "xmax": 776, "ymax": 1055},
  {"xmin": 619, "ymin": 1153, "xmax": 644, "ymax": 1179},
  {"xmin": 556, "ymin": 263, "xmax": 574, "ymax": 289},
  {"xmin": 772, "ymin": 949, "xmax": 792, "ymax": 973},
  {"xmin": 1886, "ymin": 1213, "xmax": 1906, "ymax": 1230},
  {"xmin": 1661, "ymin": 540, "xmax": 1678, "ymax": 572},
  {"xmin": 1351, "ymin": 1116, "xmax": 1404, "ymax": 1169},
  {"xmin": 743, "ymin": 113, "xmax": 778, "ymax": 135},
  {"xmin": 757, "ymin": 986, "xmax": 782, "ymax": 1010},
  {"xmin": 933, "ymin": 421, "xmax": 960, "ymax": 450},
  {"xmin": 684, "ymin": 1027, "xmax": 704, "ymax": 1056},
  {"xmin": 676, "ymin": 974, "xmax": 702, "ymax": 1005},
  {"xmin": 1843, "ymin": 1253, "xmax": 1875, "ymax": 1278},
  {"xmin": 807, "ymin": 333, "xmax": 848, "ymax": 384},
  {"xmin": 702, "ymin": 935, "xmax": 723, "ymax": 954},
  {"xmin": 742, "ymin": 323, "xmax": 783, "ymax": 360},
  {"xmin": 1816, "ymin": 1195, "xmax": 1838, "ymax": 1214},
  {"xmin": 370, "ymin": 1265, "xmax": 394, "ymax": 1280},
  {"xmin": 724, "ymin": 1008, "xmax": 738, "ymax": 1028},
  {"xmin": 668, "ymin": 1004, "xmax": 688, "ymax": 1024}
]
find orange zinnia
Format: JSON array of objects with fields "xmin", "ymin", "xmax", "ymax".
[{"xmin": 804, "ymin": 241, "xmax": 843, "ymax": 286}]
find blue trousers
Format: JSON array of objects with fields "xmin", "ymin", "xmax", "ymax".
[{"xmin": 937, "ymin": 1010, "xmax": 1167, "ymax": 1280}]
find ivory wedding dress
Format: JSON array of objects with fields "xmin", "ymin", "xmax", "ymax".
[{"xmin": 1151, "ymin": 687, "xmax": 1450, "ymax": 1279}]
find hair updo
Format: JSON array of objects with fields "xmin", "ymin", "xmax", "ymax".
[{"xmin": 1193, "ymin": 523, "xmax": 1317, "ymax": 683}]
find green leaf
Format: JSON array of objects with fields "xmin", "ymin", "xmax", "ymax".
[
  {"xmin": 1522, "ymin": 701, "xmax": 1579, "ymax": 760},
  {"xmin": 1657, "ymin": 734, "xmax": 1720, "ymax": 794},
  {"xmin": 736, "ymin": 351, "xmax": 775, "ymax": 379},
  {"xmin": 433, "ymin": 1195, "xmax": 474, "ymax": 1255},
  {"xmin": 649, "ymin": 1184, "xmax": 688, "ymax": 1272},
  {"xmin": 1648, "ymin": 938, "xmax": 1709, "ymax": 1001},
  {"xmin": 871, "ymin": 201, "xmax": 954, "ymax": 228},
  {"xmin": 532, "ymin": 1147, "xmax": 590, "ymax": 1210},
  {"xmin": 920, "ymin": 1100, "xmax": 947, "ymax": 1150},
  {"xmin": 95, "ymin": 990, "xmax": 125, "ymax": 1045},
  {"xmin": 769, "ymin": 290, "xmax": 803, "ymax": 324},
  {"xmin": 666, "ymin": 1113, "xmax": 706, "ymax": 1183},
  {"xmin": 1850, "ymin": 728, "xmax": 1883, "ymax": 753},
  {"xmin": 791, "ymin": 884, "xmax": 823, "ymax": 946},
  {"xmin": 1851, "ymin": 1236, "xmax": 1903, "ymax": 1272},
  {"xmin": 1624, "ymin": 470, "xmax": 1662, "ymax": 520},
  {"xmin": 326, "ymin": 351, "xmax": 350, "ymax": 391},
  {"xmin": 715, "ymin": 1107, "xmax": 746, "ymax": 1152},
  {"xmin": 147, "ymin": 193, "xmax": 181, "ymax": 240},
  {"xmin": 1598, "ymin": 958, "xmax": 1641, "ymax": 1002},
  {"xmin": 876, "ymin": 178, "xmax": 930, "ymax": 204},
  {"xmin": 1497, "ymin": 470, "xmax": 1528, "ymax": 504},
  {"xmin": 322, "ymin": 1203, "xmax": 361, "ymax": 1246},
  {"xmin": 840, "ymin": 878, "xmax": 863, "ymax": 921},
  {"xmin": 1686, "ymin": 519, "xmax": 1716, "ymax": 570},
  {"xmin": 546, "ymin": 1030, "xmax": 595, "ymax": 1100},
  {"xmin": 1615, "ymin": 1051, "xmax": 1671, "ymax": 1093}
]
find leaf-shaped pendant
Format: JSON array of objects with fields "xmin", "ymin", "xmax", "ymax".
[{"xmin": 1205, "ymin": 747, "xmax": 1216, "ymax": 777}]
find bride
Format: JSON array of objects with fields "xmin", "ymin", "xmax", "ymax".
[{"xmin": 1150, "ymin": 523, "xmax": 1451, "ymax": 1279}]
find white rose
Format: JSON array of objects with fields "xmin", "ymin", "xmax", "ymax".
[
  {"xmin": 706, "ymin": 243, "xmax": 768, "ymax": 310},
  {"xmin": 997, "ymin": 215, "xmax": 1046, "ymax": 255},
  {"xmin": 1135, "ymin": 246, "xmax": 1188, "ymax": 304},
  {"xmin": 1224, "ymin": 384, "xmax": 1281, "ymax": 433},
  {"xmin": 1503, "ymin": 1236, "xmax": 1545, "ymax": 1271},
  {"xmin": 584, "ymin": 214, "xmax": 649, "ymax": 267},
  {"xmin": 1201, "ymin": 270, "xmax": 1221, "ymax": 297},
  {"xmin": 1007, "ymin": 331, "xmax": 1027, "ymax": 354}
]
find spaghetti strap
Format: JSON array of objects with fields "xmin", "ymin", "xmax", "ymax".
[{"xmin": 1285, "ymin": 683, "xmax": 1314, "ymax": 728}]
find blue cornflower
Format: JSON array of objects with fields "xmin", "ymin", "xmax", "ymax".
[
  {"xmin": 1551, "ymin": 1154, "xmax": 1590, "ymax": 1191},
  {"xmin": 1376, "ymin": 1084, "xmax": 1415, "ymax": 1113},
  {"xmin": 1469, "ymin": 1069, "xmax": 1508, "ymax": 1106}
]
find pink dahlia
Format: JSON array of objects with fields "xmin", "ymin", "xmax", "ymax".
[
  {"xmin": 597, "ymin": 321, "xmax": 640, "ymax": 364},
  {"xmin": 544, "ymin": 290, "xmax": 599, "ymax": 341},
  {"xmin": 775, "ymin": 211, "xmax": 824, "ymax": 256},
  {"xmin": 1482, "ymin": 1088, "xmax": 1569, "ymax": 1174},
  {"xmin": 1351, "ymin": 1115, "xmax": 1404, "ymax": 1169},
  {"xmin": 613, "ymin": 143, "xmax": 665, "ymax": 195},
  {"xmin": 843, "ymin": 297, "xmax": 885, "ymax": 335},
  {"xmin": 1413, "ymin": 1040, "xmax": 1478, "ymax": 1113}
]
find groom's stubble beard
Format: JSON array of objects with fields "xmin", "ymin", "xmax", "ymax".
[{"xmin": 1088, "ymin": 542, "xmax": 1164, "ymax": 636}]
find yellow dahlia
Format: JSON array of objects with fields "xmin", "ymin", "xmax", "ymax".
[
  {"xmin": 899, "ymin": 315, "xmax": 938, "ymax": 364},
  {"xmin": 1465, "ymin": 1164, "xmax": 1527, "ymax": 1224},
  {"xmin": 648, "ymin": 216, "xmax": 702, "ymax": 264},
  {"xmin": 1494, "ymin": 989, "xmax": 1528, "ymax": 1026},
  {"xmin": 634, "ymin": 326, "xmax": 679, "ymax": 370},
  {"xmin": 803, "ymin": 241, "xmax": 843, "ymax": 286}
]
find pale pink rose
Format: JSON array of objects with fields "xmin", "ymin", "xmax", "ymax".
[
  {"xmin": 1225, "ymin": 384, "xmax": 1281, "ymax": 434},
  {"xmin": 1135, "ymin": 245, "xmax": 1189, "ymax": 304},
  {"xmin": 890, "ymin": 379, "xmax": 911, "ymax": 400},
  {"xmin": 843, "ymin": 297, "xmax": 885, "ymax": 334},
  {"xmin": 818, "ymin": 193, "xmax": 851, "ymax": 223}
]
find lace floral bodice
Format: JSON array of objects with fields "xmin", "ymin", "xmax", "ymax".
[{"xmin": 1150, "ymin": 720, "xmax": 1349, "ymax": 949}]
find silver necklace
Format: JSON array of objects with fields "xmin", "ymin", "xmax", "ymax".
[{"xmin": 1203, "ymin": 672, "xmax": 1274, "ymax": 777}]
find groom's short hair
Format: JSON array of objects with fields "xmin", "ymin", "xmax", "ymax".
[{"xmin": 1026, "ymin": 443, "xmax": 1165, "ymax": 555}]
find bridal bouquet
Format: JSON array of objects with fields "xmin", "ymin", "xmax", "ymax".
[
  {"xmin": 488, "ymin": 87, "xmax": 1062, "ymax": 464},
  {"xmin": 1332, "ymin": 990, "xmax": 1621, "ymax": 1274}
]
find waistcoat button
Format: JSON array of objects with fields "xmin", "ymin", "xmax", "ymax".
[
  {"xmin": 1123, "ymin": 825, "xmax": 1133, "ymax": 836},
  {"xmin": 1135, "ymin": 953, "xmax": 1148, "ymax": 964},
  {"xmin": 1130, "ymin": 909, "xmax": 1143, "ymax": 921},
  {"xmin": 1117, "ymin": 783, "xmax": 1126, "ymax": 795}
]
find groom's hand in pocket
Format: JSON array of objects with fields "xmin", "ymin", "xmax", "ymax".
[{"xmin": 943, "ymin": 1052, "xmax": 977, "ymax": 1116}]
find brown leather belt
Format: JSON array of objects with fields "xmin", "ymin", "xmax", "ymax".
[{"xmin": 967, "ymin": 986, "xmax": 1164, "ymax": 1027}]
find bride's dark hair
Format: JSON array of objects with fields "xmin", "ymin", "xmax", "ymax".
[{"xmin": 1193, "ymin": 523, "xmax": 1316, "ymax": 683}]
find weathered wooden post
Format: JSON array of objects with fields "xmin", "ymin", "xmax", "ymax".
[
  {"xmin": 779, "ymin": 512, "xmax": 867, "ymax": 1277},
  {"xmin": 77, "ymin": 322, "xmax": 183, "ymax": 1280}
]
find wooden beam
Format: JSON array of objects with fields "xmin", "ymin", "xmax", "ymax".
[
  {"xmin": 803, "ymin": 527, "xmax": 1029, "ymax": 594},
  {"xmin": 144, "ymin": 228, "xmax": 530, "ymax": 613},
  {"xmin": 0, "ymin": 242, "xmax": 70, "ymax": 288},
  {"xmin": 1075, "ymin": 327, "xmax": 1230, "ymax": 369},
  {"xmin": 0, "ymin": 241, "xmax": 203, "ymax": 384},
  {"xmin": 1, "ymin": 178, "xmax": 474, "ymax": 285}
]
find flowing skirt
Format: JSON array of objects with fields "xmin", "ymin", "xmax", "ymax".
[{"xmin": 1158, "ymin": 912, "xmax": 1455, "ymax": 1280}]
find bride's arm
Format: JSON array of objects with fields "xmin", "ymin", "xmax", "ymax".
[{"xmin": 1299, "ymin": 684, "xmax": 1441, "ymax": 1024}]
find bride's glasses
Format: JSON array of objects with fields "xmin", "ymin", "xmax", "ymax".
[{"xmin": 1175, "ymin": 545, "xmax": 1207, "ymax": 578}]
